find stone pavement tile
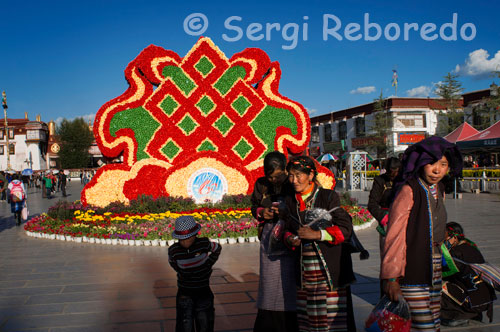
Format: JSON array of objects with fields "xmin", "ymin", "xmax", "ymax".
[
  {"xmin": 215, "ymin": 302, "xmax": 256, "ymax": 316},
  {"xmin": 115, "ymin": 289, "xmax": 157, "ymax": 300},
  {"xmin": 353, "ymin": 295, "xmax": 374, "ymax": 332},
  {"xmin": 104, "ymin": 298, "xmax": 161, "ymax": 312},
  {"xmin": 0, "ymin": 286, "xmax": 63, "ymax": 297},
  {"xmin": 63, "ymin": 301, "xmax": 109, "ymax": 314},
  {"xmin": 108, "ymin": 308, "xmax": 175, "ymax": 323},
  {"xmin": 223, "ymin": 274, "xmax": 260, "ymax": 283},
  {"xmin": 351, "ymin": 282, "xmax": 379, "ymax": 295},
  {"xmin": 51, "ymin": 326, "xmax": 110, "ymax": 332},
  {"xmin": 152, "ymin": 287, "xmax": 177, "ymax": 298},
  {"xmin": 0, "ymin": 296, "xmax": 29, "ymax": 307},
  {"xmin": 210, "ymin": 276, "xmax": 229, "ymax": 285},
  {"xmin": 247, "ymin": 291, "xmax": 257, "ymax": 301},
  {"xmin": 0, "ymin": 272, "xmax": 62, "ymax": 282},
  {"xmin": 3, "ymin": 329, "xmax": 49, "ymax": 332},
  {"xmin": 213, "ymin": 313, "xmax": 255, "ymax": 331},
  {"xmin": 158, "ymin": 297, "xmax": 175, "ymax": 308},
  {"xmin": 32, "ymin": 265, "xmax": 94, "ymax": 274},
  {"xmin": 0, "ymin": 303, "xmax": 64, "ymax": 316},
  {"xmin": 162, "ymin": 319, "xmax": 176, "ymax": 331},
  {"xmin": 211, "ymin": 282, "xmax": 258, "ymax": 294},
  {"xmin": 0, "ymin": 265, "xmax": 34, "ymax": 274},
  {"xmin": 152, "ymin": 279, "xmax": 176, "ymax": 288},
  {"xmin": 25, "ymin": 277, "xmax": 105, "ymax": 287},
  {"xmin": 212, "ymin": 269, "xmax": 226, "ymax": 277},
  {"xmin": 26, "ymin": 291, "xmax": 115, "ymax": 305},
  {"xmin": 62, "ymin": 282, "xmax": 146, "ymax": 294},
  {"xmin": 0, "ymin": 281, "xmax": 27, "ymax": 289},
  {"xmin": 214, "ymin": 292, "xmax": 253, "ymax": 304},
  {"xmin": 1, "ymin": 313, "xmax": 108, "ymax": 331},
  {"xmin": 107, "ymin": 322, "xmax": 163, "ymax": 332}
]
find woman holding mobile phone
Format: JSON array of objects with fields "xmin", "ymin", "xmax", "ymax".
[{"xmin": 251, "ymin": 151, "xmax": 297, "ymax": 332}]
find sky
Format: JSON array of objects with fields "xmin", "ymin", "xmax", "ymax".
[{"xmin": 1, "ymin": 0, "xmax": 499, "ymax": 124}]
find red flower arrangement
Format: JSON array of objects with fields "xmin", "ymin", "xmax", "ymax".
[{"xmin": 82, "ymin": 37, "xmax": 334, "ymax": 207}]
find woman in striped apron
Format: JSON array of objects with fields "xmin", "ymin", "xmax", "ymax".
[
  {"xmin": 381, "ymin": 136, "xmax": 463, "ymax": 331},
  {"xmin": 283, "ymin": 156, "xmax": 356, "ymax": 332}
]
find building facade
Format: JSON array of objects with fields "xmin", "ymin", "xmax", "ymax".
[
  {"xmin": 0, "ymin": 114, "xmax": 49, "ymax": 171},
  {"xmin": 309, "ymin": 97, "xmax": 451, "ymax": 159},
  {"xmin": 462, "ymin": 85, "xmax": 500, "ymax": 129}
]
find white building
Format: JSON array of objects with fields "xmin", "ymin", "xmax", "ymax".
[
  {"xmin": 309, "ymin": 97, "xmax": 452, "ymax": 159},
  {"xmin": 0, "ymin": 114, "xmax": 49, "ymax": 171}
]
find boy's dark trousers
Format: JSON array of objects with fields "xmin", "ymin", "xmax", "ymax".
[{"xmin": 176, "ymin": 288, "xmax": 214, "ymax": 332}]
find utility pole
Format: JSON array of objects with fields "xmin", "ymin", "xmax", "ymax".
[{"xmin": 2, "ymin": 91, "xmax": 11, "ymax": 170}]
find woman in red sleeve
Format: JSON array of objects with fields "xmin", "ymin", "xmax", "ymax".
[{"xmin": 283, "ymin": 156, "xmax": 356, "ymax": 332}]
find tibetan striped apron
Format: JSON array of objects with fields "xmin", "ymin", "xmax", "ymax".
[
  {"xmin": 297, "ymin": 243, "xmax": 348, "ymax": 332},
  {"xmin": 401, "ymin": 254, "xmax": 442, "ymax": 331}
]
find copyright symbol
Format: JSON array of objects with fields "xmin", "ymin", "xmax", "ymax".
[{"xmin": 183, "ymin": 13, "xmax": 208, "ymax": 36}]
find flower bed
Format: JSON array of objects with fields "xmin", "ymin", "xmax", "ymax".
[{"xmin": 24, "ymin": 196, "xmax": 375, "ymax": 246}]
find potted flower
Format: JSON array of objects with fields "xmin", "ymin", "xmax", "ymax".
[{"xmin": 159, "ymin": 232, "xmax": 170, "ymax": 247}]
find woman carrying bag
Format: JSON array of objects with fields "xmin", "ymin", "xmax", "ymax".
[
  {"xmin": 8, "ymin": 174, "xmax": 27, "ymax": 226},
  {"xmin": 283, "ymin": 156, "xmax": 356, "ymax": 332}
]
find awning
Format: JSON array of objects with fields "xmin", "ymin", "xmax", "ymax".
[
  {"xmin": 456, "ymin": 120, "xmax": 500, "ymax": 151},
  {"xmin": 444, "ymin": 122, "xmax": 480, "ymax": 143}
]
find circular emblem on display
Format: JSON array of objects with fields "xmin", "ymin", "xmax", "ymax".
[
  {"xmin": 51, "ymin": 143, "xmax": 60, "ymax": 153},
  {"xmin": 187, "ymin": 168, "xmax": 228, "ymax": 204}
]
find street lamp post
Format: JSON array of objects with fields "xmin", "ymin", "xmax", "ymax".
[{"xmin": 2, "ymin": 91, "xmax": 11, "ymax": 170}]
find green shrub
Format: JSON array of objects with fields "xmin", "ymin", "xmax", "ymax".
[
  {"xmin": 462, "ymin": 169, "xmax": 500, "ymax": 178},
  {"xmin": 339, "ymin": 191, "xmax": 358, "ymax": 206}
]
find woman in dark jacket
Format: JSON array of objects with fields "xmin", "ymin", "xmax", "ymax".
[
  {"xmin": 283, "ymin": 156, "xmax": 356, "ymax": 332},
  {"xmin": 367, "ymin": 157, "xmax": 401, "ymax": 228},
  {"xmin": 381, "ymin": 136, "xmax": 463, "ymax": 331},
  {"xmin": 251, "ymin": 151, "xmax": 297, "ymax": 332},
  {"xmin": 441, "ymin": 222, "xmax": 497, "ymax": 327},
  {"xmin": 368, "ymin": 157, "xmax": 401, "ymax": 297}
]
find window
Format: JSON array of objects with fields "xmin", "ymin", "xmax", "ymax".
[
  {"xmin": 0, "ymin": 145, "xmax": 3, "ymax": 155},
  {"xmin": 8, "ymin": 144, "xmax": 14, "ymax": 155},
  {"xmin": 355, "ymin": 117, "xmax": 365, "ymax": 137},
  {"xmin": 339, "ymin": 121, "xmax": 347, "ymax": 140},
  {"xmin": 394, "ymin": 114, "xmax": 425, "ymax": 128},
  {"xmin": 323, "ymin": 124, "xmax": 332, "ymax": 142},
  {"xmin": 8, "ymin": 128, "xmax": 14, "ymax": 139},
  {"xmin": 311, "ymin": 126, "xmax": 320, "ymax": 143},
  {"xmin": 27, "ymin": 130, "xmax": 40, "ymax": 140},
  {"xmin": 0, "ymin": 130, "xmax": 3, "ymax": 139}
]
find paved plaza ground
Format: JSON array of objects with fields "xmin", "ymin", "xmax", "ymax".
[{"xmin": 0, "ymin": 181, "xmax": 499, "ymax": 331}]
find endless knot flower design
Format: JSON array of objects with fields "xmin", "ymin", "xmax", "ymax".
[{"xmin": 82, "ymin": 37, "xmax": 333, "ymax": 207}]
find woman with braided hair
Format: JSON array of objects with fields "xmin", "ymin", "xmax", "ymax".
[
  {"xmin": 283, "ymin": 155, "xmax": 356, "ymax": 332},
  {"xmin": 440, "ymin": 222, "xmax": 497, "ymax": 327}
]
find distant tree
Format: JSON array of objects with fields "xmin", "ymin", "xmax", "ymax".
[
  {"xmin": 56, "ymin": 118, "xmax": 94, "ymax": 168},
  {"xmin": 467, "ymin": 71, "xmax": 500, "ymax": 130},
  {"xmin": 370, "ymin": 90, "xmax": 392, "ymax": 158},
  {"xmin": 435, "ymin": 72, "xmax": 464, "ymax": 134},
  {"xmin": 485, "ymin": 70, "xmax": 500, "ymax": 120}
]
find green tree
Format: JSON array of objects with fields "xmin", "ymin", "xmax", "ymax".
[
  {"xmin": 485, "ymin": 71, "xmax": 500, "ymax": 121},
  {"xmin": 466, "ymin": 71, "xmax": 500, "ymax": 130},
  {"xmin": 370, "ymin": 90, "xmax": 392, "ymax": 158},
  {"xmin": 435, "ymin": 72, "xmax": 464, "ymax": 134},
  {"xmin": 56, "ymin": 118, "xmax": 94, "ymax": 168}
]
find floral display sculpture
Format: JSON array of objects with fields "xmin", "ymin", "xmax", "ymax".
[{"xmin": 82, "ymin": 37, "xmax": 334, "ymax": 207}]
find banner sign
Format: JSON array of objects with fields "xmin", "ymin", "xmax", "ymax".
[{"xmin": 398, "ymin": 133, "xmax": 426, "ymax": 145}]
